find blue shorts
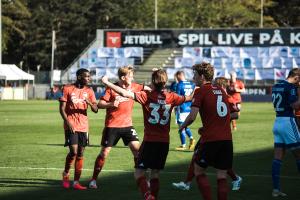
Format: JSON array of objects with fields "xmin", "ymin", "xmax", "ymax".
[{"xmin": 273, "ymin": 117, "xmax": 300, "ymax": 150}]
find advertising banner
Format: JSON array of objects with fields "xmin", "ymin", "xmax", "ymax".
[{"xmin": 104, "ymin": 28, "xmax": 300, "ymax": 48}]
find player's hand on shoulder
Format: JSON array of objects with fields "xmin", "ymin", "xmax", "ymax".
[{"xmin": 112, "ymin": 99, "xmax": 120, "ymax": 108}]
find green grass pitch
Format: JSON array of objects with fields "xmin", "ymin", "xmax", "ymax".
[{"xmin": 0, "ymin": 100, "xmax": 299, "ymax": 200}]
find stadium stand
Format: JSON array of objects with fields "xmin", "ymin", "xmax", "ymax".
[{"xmin": 60, "ymin": 29, "xmax": 300, "ymax": 88}]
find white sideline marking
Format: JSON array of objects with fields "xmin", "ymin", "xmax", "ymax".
[{"xmin": 0, "ymin": 166, "xmax": 299, "ymax": 180}]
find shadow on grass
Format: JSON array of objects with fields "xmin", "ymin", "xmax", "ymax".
[{"xmin": 0, "ymin": 148, "xmax": 299, "ymax": 200}]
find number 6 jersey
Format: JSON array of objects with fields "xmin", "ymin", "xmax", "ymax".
[
  {"xmin": 192, "ymin": 83, "xmax": 232, "ymax": 142},
  {"xmin": 134, "ymin": 90, "xmax": 185, "ymax": 143}
]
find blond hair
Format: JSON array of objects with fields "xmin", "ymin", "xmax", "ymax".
[
  {"xmin": 152, "ymin": 69, "xmax": 168, "ymax": 91},
  {"xmin": 118, "ymin": 65, "xmax": 134, "ymax": 79}
]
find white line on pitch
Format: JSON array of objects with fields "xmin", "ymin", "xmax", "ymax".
[{"xmin": 0, "ymin": 166, "xmax": 299, "ymax": 180}]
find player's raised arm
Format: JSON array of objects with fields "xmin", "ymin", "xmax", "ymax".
[
  {"xmin": 97, "ymin": 99, "xmax": 120, "ymax": 109},
  {"xmin": 101, "ymin": 76, "xmax": 135, "ymax": 99}
]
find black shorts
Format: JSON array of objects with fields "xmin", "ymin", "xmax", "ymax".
[
  {"xmin": 64, "ymin": 130, "xmax": 89, "ymax": 147},
  {"xmin": 135, "ymin": 141, "xmax": 169, "ymax": 170},
  {"xmin": 100, "ymin": 127, "xmax": 139, "ymax": 147},
  {"xmin": 194, "ymin": 140, "xmax": 233, "ymax": 170}
]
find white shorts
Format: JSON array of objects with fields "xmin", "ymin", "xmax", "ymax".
[
  {"xmin": 273, "ymin": 117, "xmax": 300, "ymax": 150},
  {"xmin": 177, "ymin": 112, "xmax": 189, "ymax": 124}
]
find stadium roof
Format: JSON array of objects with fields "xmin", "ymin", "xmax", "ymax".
[{"xmin": 0, "ymin": 64, "xmax": 34, "ymax": 81}]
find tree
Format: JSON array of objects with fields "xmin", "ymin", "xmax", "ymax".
[
  {"xmin": 158, "ymin": 0, "xmax": 278, "ymax": 28},
  {"xmin": 268, "ymin": 0, "xmax": 300, "ymax": 27},
  {"xmin": 2, "ymin": 0, "xmax": 30, "ymax": 64}
]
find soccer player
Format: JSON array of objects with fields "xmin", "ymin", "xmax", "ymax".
[
  {"xmin": 89, "ymin": 66, "xmax": 150, "ymax": 189},
  {"xmin": 170, "ymin": 72, "xmax": 178, "ymax": 92},
  {"xmin": 59, "ymin": 68, "xmax": 98, "ymax": 190},
  {"xmin": 174, "ymin": 71, "xmax": 196, "ymax": 151},
  {"xmin": 101, "ymin": 69, "xmax": 193, "ymax": 200},
  {"xmin": 172, "ymin": 77, "xmax": 242, "ymax": 192},
  {"xmin": 179, "ymin": 62, "xmax": 233, "ymax": 200},
  {"xmin": 271, "ymin": 68, "xmax": 300, "ymax": 197},
  {"xmin": 227, "ymin": 71, "xmax": 245, "ymax": 131}
]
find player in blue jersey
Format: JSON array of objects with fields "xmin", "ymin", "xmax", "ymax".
[
  {"xmin": 174, "ymin": 71, "xmax": 196, "ymax": 150},
  {"xmin": 271, "ymin": 68, "xmax": 300, "ymax": 197},
  {"xmin": 170, "ymin": 72, "xmax": 178, "ymax": 92}
]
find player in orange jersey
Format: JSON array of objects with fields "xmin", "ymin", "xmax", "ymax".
[
  {"xmin": 59, "ymin": 68, "xmax": 98, "ymax": 190},
  {"xmin": 101, "ymin": 69, "xmax": 194, "ymax": 200},
  {"xmin": 89, "ymin": 66, "xmax": 151, "ymax": 189},
  {"xmin": 227, "ymin": 71, "xmax": 245, "ymax": 131}
]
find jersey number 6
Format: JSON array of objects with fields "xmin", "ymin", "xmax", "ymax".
[{"xmin": 217, "ymin": 95, "xmax": 228, "ymax": 117}]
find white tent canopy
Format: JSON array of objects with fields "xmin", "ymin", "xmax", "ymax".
[{"xmin": 0, "ymin": 64, "xmax": 34, "ymax": 81}]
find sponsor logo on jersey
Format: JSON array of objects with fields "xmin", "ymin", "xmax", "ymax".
[
  {"xmin": 115, "ymin": 95, "xmax": 130, "ymax": 103},
  {"xmin": 71, "ymin": 92, "xmax": 87, "ymax": 104}
]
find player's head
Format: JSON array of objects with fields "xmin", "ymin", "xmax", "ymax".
[
  {"xmin": 287, "ymin": 68, "xmax": 300, "ymax": 85},
  {"xmin": 152, "ymin": 69, "xmax": 168, "ymax": 91},
  {"xmin": 192, "ymin": 62, "xmax": 214, "ymax": 86},
  {"xmin": 175, "ymin": 71, "xmax": 185, "ymax": 81},
  {"xmin": 76, "ymin": 68, "xmax": 90, "ymax": 85},
  {"xmin": 214, "ymin": 77, "xmax": 229, "ymax": 89},
  {"xmin": 118, "ymin": 65, "xmax": 134, "ymax": 86}
]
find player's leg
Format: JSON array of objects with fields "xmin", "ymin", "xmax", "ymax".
[
  {"xmin": 216, "ymin": 169, "xmax": 228, "ymax": 200},
  {"xmin": 124, "ymin": 127, "xmax": 140, "ymax": 166},
  {"xmin": 72, "ymin": 132, "xmax": 89, "ymax": 190},
  {"xmin": 272, "ymin": 147, "xmax": 286, "ymax": 196},
  {"xmin": 89, "ymin": 128, "xmax": 117, "ymax": 189},
  {"xmin": 194, "ymin": 163, "xmax": 211, "ymax": 200},
  {"xmin": 89, "ymin": 146, "xmax": 112, "ymax": 188},
  {"xmin": 175, "ymin": 113, "xmax": 187, "ymax": 150},
  {"xmin": 135, "ymin": 168, "xmax": 153, "ymax": 200},
  {"xmin": 134, "ymin": 141, "xmax": 153, "ymax": 200},
  {"xmin": 128, "ymin": 141, "xmax": 140, "ymax": 165},
  {"xmin": 289, "ymin": 117, "xmax": 300, "ymax": 174},
  {"xmin": 172, "ymin": 156, "xmax": 194, "ymax": 190},
  {"xmin": 149, "ymin": 169, "xmax": 160, "ymax": 199},
  {"xmin": 194, "ymin": 142, "xmax": 212, "ymax": 200},
  {"xmin": 62, "ymin": 130, "xmax": 77, "ymax": 189},
  {"xmin": 291, "ymin": 148, "xmax": 300, "ymax": 173},
  {"xmin": 178, "ymin": 128, "xmax": 187, "ymax": 149},
  {"xmin": 215, "ymin": 141, "xmax": 233, "ymax": 200},
  {"xmin": 148, "ymin": 142, "xmax": 168, "ymax": 199},
  {"xmin": 184, "ymin": 140, "xmax": 201, "ymax": 185},
  {"xmin": 185, "ymin": 127, "xmax": 195, "ymax": 150}
]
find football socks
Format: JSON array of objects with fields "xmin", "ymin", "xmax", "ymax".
[
  {"xmin": 196, "ymin": 174, "xmax": 212, "ymax": 200},
  {"xmin": 272, "ymin": 159, "xmax": 282, "ymax": 190},
  {"xmin": 217, "ymin": 178, "xmax": 228, "ymax": 200}
]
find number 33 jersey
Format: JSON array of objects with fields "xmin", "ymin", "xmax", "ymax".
[
  {"xmin": 134, "ymin": 90, "xmax": 185, "ymax": 143},
  {"xmin": 192, "ymin": 83, "xmax": 232, "ymax": 142},
  {"xmin": 272, "ymin": 80, "xmax": 298, "ymax": 117}
]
